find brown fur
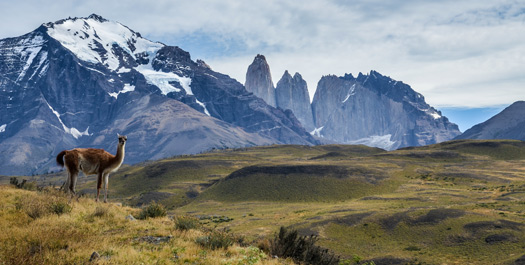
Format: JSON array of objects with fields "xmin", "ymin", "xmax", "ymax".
[{"xmin": 56, "ymin": 135, "xmax": 127, "ymax": 202}]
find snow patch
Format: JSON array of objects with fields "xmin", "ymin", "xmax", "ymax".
[
  {"xmin": 109, "ymin": 84, "xmax": 135, "ymax": 98},
  {"xmin": 135, "ymin": 60, "xmax": 192, "ymax": 95},
  {"xmin": 310, "ymin": 127, "xmax": 324, "ymax": 137},
  {"xmin": 0, "ymin": 124, "xmax": 6, "ymax": 133},
  {"xmin": 14, "ymin": 35, "xmax": 45, "ymax": 81},
  {"xmin": 45, "ymin": 101, "xmax": 91, "ymax": 139},
  {"xmin": 429, "ymin": 111, "xmax": 442, "ymax": 119},
  {"xmin": 342, "ymin": 84, "xmax": 356, "ymax": 103},
  {"xmin": 347, "ymin": 134, "xmax": 396, "ymax": 150},
  {"xmin": 196, "ymin": 100, "xmax": 210, "ymax": 116},
  {"xmin": 46, "ymin": 16, "xmax": 163, "ymax": 71}
]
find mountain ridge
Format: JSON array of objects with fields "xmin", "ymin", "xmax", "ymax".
[
  {"xmin": 455, "ymin": 100, "xmax": 525, "ymax": 141},
  {"xmin": 0, "ymin": 14, "xmax": 317, "ymax": 175}
]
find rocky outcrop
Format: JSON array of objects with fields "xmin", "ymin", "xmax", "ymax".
[
  {"xmin": 275, "ymin": 71, "xmax": 315, "ymax": 131},
  {"xmin": 455, "ymin": 101, "xmax": 525, "ymax": 140},
  {"xmin": 245, "ymin": 54, "xmax": 276, "ymax": 107},
  {"xmin": 311, "ymin": 71, "xmax": 461, "ymax": 150}
]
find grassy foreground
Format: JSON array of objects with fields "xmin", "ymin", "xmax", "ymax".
[
  {"xmin": 0, "ymin": 185, "xmax": 292, "ymax": 265},
  {"xmin": 5, "ymin": 140, "xmax": 525, "ymax": 264}
]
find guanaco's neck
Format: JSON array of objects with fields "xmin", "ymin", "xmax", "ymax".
[{"xmin": 113, "ymin": 143, "xmax": 125, "ymax": 167}]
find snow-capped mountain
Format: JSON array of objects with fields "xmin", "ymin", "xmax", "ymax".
[{"xmin": 0, "ymin": 14, "xmax": 317, "ymax": 175}]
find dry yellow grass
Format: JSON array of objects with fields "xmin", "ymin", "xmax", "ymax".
[{"xmin": 0, "ymin": 185, "xmax": 292, "ymax": 265}]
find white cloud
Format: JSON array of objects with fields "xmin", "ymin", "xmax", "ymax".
[{"xmin": 0, "ymin": 0, "xmax": 524, "ymax": 108}]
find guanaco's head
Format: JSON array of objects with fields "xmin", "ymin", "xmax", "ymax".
[{"xmin": 117, "ymin": 134, "xmax": 127, "ymax": 145}]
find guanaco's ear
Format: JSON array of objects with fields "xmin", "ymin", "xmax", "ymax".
[{"xmin": 117, "ymin": 133, "xmax": 121, "ymax": 137}]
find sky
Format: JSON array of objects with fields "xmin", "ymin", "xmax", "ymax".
[{"xmin": 0, "ymin": 0, "xmax": 524, "ymax": 131}]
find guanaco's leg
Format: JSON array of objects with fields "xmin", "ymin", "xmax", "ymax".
[
  {"xmin": 103, "ymin": 173, "xmax": 110, "ymax": 203},
  {"xmin": 96, "ymin": 172, "xmax": 103, "ymax": 202}
]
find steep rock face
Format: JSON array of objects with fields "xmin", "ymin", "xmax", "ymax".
[
  {"xmin": 0, "ymin": 15, "xmax": 317, "ymax": 175},
  {"xmin": 275, "ymin": 71, "xmax": 314, "ymax": 131},
  {"xmin": 456, "ymin": 101, "xmax": 525, "ymax": 140},
  {"xmin": 311, "ymin": 71, "xmax": 461, "ymax": 150},
  {"xmin": 245, "ymin": 54, "xmax": 276, "ymax": 107}
]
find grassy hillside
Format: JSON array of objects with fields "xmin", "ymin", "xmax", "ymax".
[
  {"xmin": 6, "ymin": 140, "xmax": 525, "ymax": 264},
  {"xmin": 0, "ymin": 185, "xmax": 291, "ymax": 264}
]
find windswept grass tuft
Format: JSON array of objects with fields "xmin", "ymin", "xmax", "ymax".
[
  {"xmin": 175, "ymin": 215, "xmax": 200, "ymax": 231},
  {"xmin": 196, "ymin": 229, "xmax": 235, "ymax": 250},
  {"xmin": 136, "ymin": 201, "xmax": 167, "ymax": 220},
  {"xmin": 15, "ymin": 190, "xmax": 72, "ymax": 219}
]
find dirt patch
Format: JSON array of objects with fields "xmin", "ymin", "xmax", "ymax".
[
  {"xmin": 328, "ymin": 208, "xmax": 356, "ymax": 214},
  {"xmin": 379, "ymin": 212, "xmax": 410, "ymax": 230},
  {"xmin": 362, "ymin": 256, "xmax": 411, "ymax": 265},
  {"xmin": 309, "ymin": 152, "xmax": 346, "ymax": 160},
  {"xmin": 436, "ymin": 172, "xmax": 506, "ymax": 183},
  {"xmin": 410, "ymin": 209, "xmax": 465, "ymax": 225},
  {"xmin": 133, "ymin": 191, "xmax": 175, "ymax": 206},
  {"xmin": 484, "ymin": 234, "xmax": 516, "ymax": 244},
  {"xmin": 313, "ymin": 212, "xmax": 375, "ymax": 227},
  {"xmin": 361, "ymin": 196, "xmax": 427, "ymax": 202},
  {"xmin": 463, "ymin": 220, "xmax": 523, "ymax": 234},
  {"xmin": 380, "ymin": 209, "xmax": 465, "ymax": 230},
  {"xmin": 143, "ymin": 160, "xmax": 231, "ymax": 178},
  {"xmin": 446, "ymin": 234, "xmax": 474, "ymax": 244},
  {"xmin": 376, "ymin": 151, "xmax": 462, "ymax": 160},
  {"xmin": 225, "ymin": 165, "xmax": 386, "ymax": 184}
]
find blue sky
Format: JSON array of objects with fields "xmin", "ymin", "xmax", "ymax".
[{"xmin": 0, "ymin": 0, "xmax": 523, "ymax": 132}]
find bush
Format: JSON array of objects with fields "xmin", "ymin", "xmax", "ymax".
[
  {"xmin": 137, "ymin": 202, "xmax": 167, "ymax": 220},
  {"xmin": 270, "ymin": 226, "xmax": 340, "ymax": 265},
  {"xmin": 15, "ymin": 194, "xmax": 72, "ymax": 219},
  {"xmin": 10, "ymin": 177, "xmax": 37, "ymax": 190},
  {"xmin": 196, "ymin": 230, "xmax": 234, "ymax": 250},
  {"xmin": 175, "ymin": 215, "xmax": 200, "ymax": 231},
  {"xmin": 50, "ymin": 200, "xmax": 72, "ymax": 216},
  {"xmin": 92, "ymin": 206, "xmax": 111, "ymax": 218}
]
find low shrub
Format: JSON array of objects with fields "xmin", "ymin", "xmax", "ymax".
[
  {"xmin": 15, "ymin": 194, "xmax": 72, "ymax": 219},
  {"xmin": 50, "ymin": 200, "xmax": 72, "ymax": 216},
  {"xmin": 10, "ymin": 177, "xmax": 37, "ymax": 190},
  {"xmin": 137, "ymin": 202, "xmax": 167, "ymax": 219},
  {"xmin": 92, "ymin": 206, "xmax": 111, "ymax": 218},
  {"xmin": 270, "ymin": 226, "xmax": 340, "ymax": 265},
  {"xmin": 175, "ymin": 215, "xmax": 200, "ymax": 231},
  {"xmin": 196, "ymin": 230, "xmax": 234, "ymax": 250}
]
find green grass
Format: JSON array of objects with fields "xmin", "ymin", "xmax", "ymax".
[{"xmin": 8, "ymin": 139, "xmax": 525, "ymax": 264}]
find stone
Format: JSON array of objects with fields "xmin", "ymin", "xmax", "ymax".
[
  {"xmin": 311, "ymin": 71, "xmax": 461, "ymax": 150},
  {"xmin": 245, "ymin": 54, "xmax": 276, "ymax": 107},
  {"xmin": 89, "ymin": 251, "xmax": 100, "ymax": 262},
  {"xmin": 125, "ymin": 214, "xmax": 137, "ymax": 221},
  {"xmin": 275, "ymin": 71, "xmax": 315, "ymax": 131}
]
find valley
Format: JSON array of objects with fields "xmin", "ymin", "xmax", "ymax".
[{"xmin": 7, "ymin": 140, "xmax": 525, "ymax": 264}]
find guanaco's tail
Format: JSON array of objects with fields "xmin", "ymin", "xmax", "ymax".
[{"xmin": 56, "ymin": 150, "xmax": 67, "ymax": 167}]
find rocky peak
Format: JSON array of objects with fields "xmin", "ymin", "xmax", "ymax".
[
  {"xmin": 245, "ymin": 54, "xmax": 276, "ymax": 107},
  {"xmin": 311, "ymin": 72, "xmax": 461, "ymax": 150},
  {"xmin": 196, "ymin": 59, "xmax": 211, "ymax": 70},
  {"xmin": 275, "ymin": 70, "xmax": 314, "ymax": 131},
  {"xmin": 87, "ymin": 13, "xmax": 109, "ymax": 22}
]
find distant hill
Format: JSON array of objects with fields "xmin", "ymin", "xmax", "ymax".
[{"xmin": 456, "ymin": 101, "xmax": 525, "ymax": 141}]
